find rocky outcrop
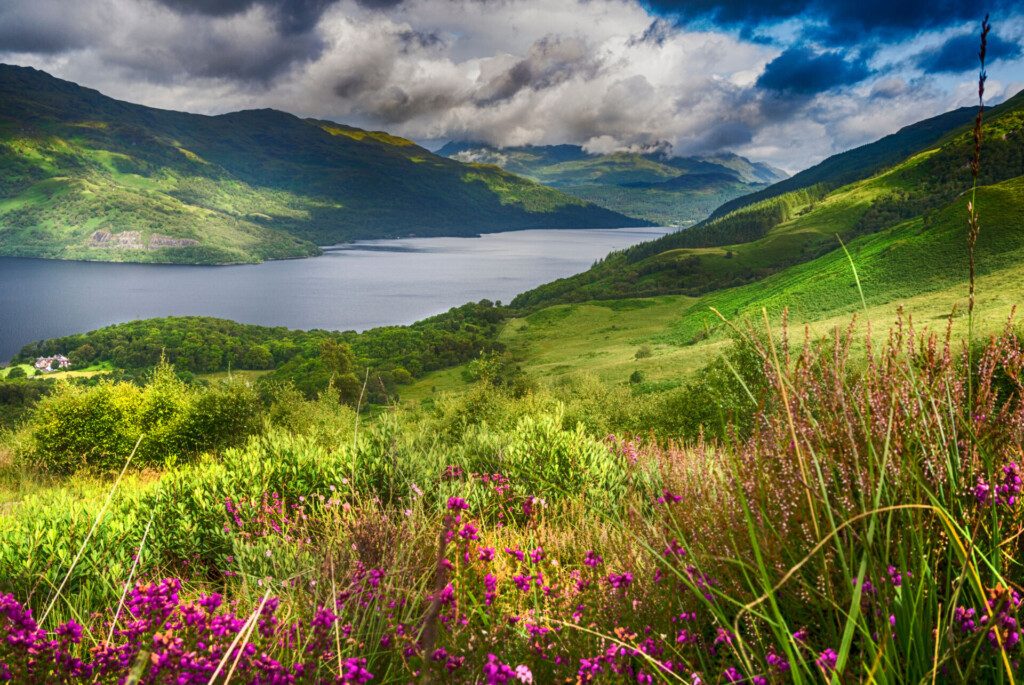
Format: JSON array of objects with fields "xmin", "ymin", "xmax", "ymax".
[{"xmin": 89, "ymin": 231, "xmax": 199, "ymax": 250}]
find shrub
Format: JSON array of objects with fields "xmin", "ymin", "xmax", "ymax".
[
  {"xmin": 23, "ymin": 362, "xmax": 264, "ymax": 472},
  {"xmin": 27, "ymin": 380, "xmax": 144, "ymax": 472}
]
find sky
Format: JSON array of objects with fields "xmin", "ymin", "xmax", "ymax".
[{"xmin": 1, "ymin": 0, "xmax": 1022, "ymax": 173}]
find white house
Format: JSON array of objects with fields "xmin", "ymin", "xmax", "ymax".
[{"xmin": 34, "ymin": 355, "xmax": 71, "ymax": 372}]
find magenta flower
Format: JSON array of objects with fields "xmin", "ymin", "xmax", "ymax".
[
  {"xmin": 607, "ymin": 572, "xmax": 633, "ymax": 590},
  {"xmin": 816, "ymin": 648, "xmax": 838, "ymax": 673},
  {"xmin": 342, "ymin": 657, "xmax": 374, "ymax": 684},
  {"xmin": 482, "ymin": 653, "xmax": 516, "ymax": 684},
  {"xmin": 657, "ymin": 489, "xmax": 683, "ymax": 505},
  {"xmin": 447, "ymin": 497, "xmax": 470, "ymax": 511},
  {"xmin": 504, "ymin": 547, "xmax": 526, "ymax": 562}
]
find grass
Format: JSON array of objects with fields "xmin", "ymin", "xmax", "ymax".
[
  {"xmin": 196, "ymin": 369, "xmax": 272, "ymax": 383},
  {"xmin": 3, "ymin": 310, "xmax": 1024, "ymax": 682},
  {"xmin": 404, "ymin": 174, "xmax": 1024, "ymax": 402},
  {"xmin": 0, "ymin": 362, "xmax": 112, "ymax": 380}
]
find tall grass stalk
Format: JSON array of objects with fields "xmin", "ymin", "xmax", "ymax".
[
  {"xmin": 103, "ymin": 513, "xmax": 154, "ymax": 647},
  {"xmin": 967, "ymin": 14, "xmax": 990, "ymax": 402},
  {"xmin": 38, "ymin": 434, "xmax": 144, "ymax": 626}
]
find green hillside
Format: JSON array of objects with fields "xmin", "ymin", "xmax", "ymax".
[
  {"xmin": 0, "ymin": 64, "xmax": 640, "ymax": 264},
  {"xmin": 511, "ymin": 90, "xmax": 1024, "ymax": 309},
  {"xmin": 401, "ymin": 174, "xmax": 1024, "ymax": 402},
  {"xmin": 705, "ymin": 104, "xmax": 977, "ymax": 220},
  {"xmin": 437, "ymin": 141, "xmax": 787, "ymax": 226}
]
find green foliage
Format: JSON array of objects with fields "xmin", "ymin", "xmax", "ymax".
[
  {"xmin": 4, "ymin": 366, "xmax": 26, "ymax": 379},
  {"xmin": 642, "ymin": 331, "xmax": 771, "ymax": 440},
  {"xmin": 0, "ymin": 65, "xmax": 634, "ymax": 265},
  {"xmin": 460, "ymin": 350, "xmax": 533, "ymax": 396},
  {"xmin": 23, "ymin": 362, "xmax": 262, "ymax": 472},
  {"xmin": 18, "ymin": 301, "xmax": 511, "ymax": 400},
  {"xmin": 0, "ymin": 379, "xmax": 50, "ymax": 429}
]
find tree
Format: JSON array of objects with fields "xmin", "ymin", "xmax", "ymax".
[
  {"xmin": 320, "ymin": 340, "xmax": 362, "ymax": 403},
  {"xmin": 5, "ymin": 366, "xmax": 27, "ymax": 379}
]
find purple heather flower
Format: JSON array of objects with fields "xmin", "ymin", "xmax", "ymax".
[
  {"xmin": 607, "ymin": 572, "xmax": 633, "ymax": 590},
  {"xmin": 342, "ymin": 657, "xmax": 374, "ymax": 684},
  {"xmin": 505, "ymin": 547, "xmax": 526, "ymax": 562},
  {"xmin": 447, "ymin": 497, "xmax": 470, "ymax": 511},
  {"xmin": 816, "ymin": 648, "xmax": 838, "ymax": 673},
  {"xmin": 766, "ymin": 650, "xmax": 790, "ymax": 672},
  {"xmin": 657, "ymin": 489, "xmax": 683, "ymax": 505},
  {"xmin": 482, "ymin": 653, "xmax": 516, "ymax": 684}
]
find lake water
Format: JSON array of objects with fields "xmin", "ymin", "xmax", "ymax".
[{"xmin": 0, "ymin": 227, "xmax": 671, "ymax": 362}]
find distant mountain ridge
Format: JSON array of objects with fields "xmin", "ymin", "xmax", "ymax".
[
  {"xmin": 436, "ymin": 141, "xmax": 787, "ymax": 226},
  {"xmin": 512, "ymin": 88, "xmax": 1024, "ymax": 308},
  {"xmin": 0, "ymin": 64, "xmax": 641, "ymax": 265}
]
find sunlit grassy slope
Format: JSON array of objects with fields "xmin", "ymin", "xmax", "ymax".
[
  {"xmin": 404, "ymin": 174, "xmax": 1024, "ymax": 401},
  {"xmin": 511, "ymin": 90, "xmax": 1023, "ymax": 309},
  {"xmin": 0, "ymin": 65, "xmax": 638, "ymax": 264}
]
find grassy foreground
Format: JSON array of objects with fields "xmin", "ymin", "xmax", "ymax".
[{"xmin": 2, "ymin": 308, "xmax": 1024, "ymax": 682}]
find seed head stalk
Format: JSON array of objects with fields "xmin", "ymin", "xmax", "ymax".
[{"xmin": 967, "ymin": 14, "xmax": 989, "ymax": 401}]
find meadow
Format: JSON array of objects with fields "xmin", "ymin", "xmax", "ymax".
[{"xmin": 2, "ymin": 302, "xmax": 1024, "ymax": 682}]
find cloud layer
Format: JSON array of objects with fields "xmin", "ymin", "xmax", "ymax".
[{"xmin": 1, "ymin": 0, "xmax": 1022, "ymax": 172}]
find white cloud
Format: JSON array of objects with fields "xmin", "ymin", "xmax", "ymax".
[{"xmin": 1, "ymin": 0, "xmax": 1023, "ymax": 171}]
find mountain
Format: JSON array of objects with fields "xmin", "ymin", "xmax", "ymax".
[
  {"xmin": 436, "ymin": 141, "xmax": 787, "ymax": 227},
  {"xmin": 705, "ymin": 104, "xmax": 979, "ymax": 221},
  {"xmin": 511, "ymin": 90, "xmax": 1024, "ymax": 309},
  {"xmin": 0, "ymin": 65, "xmax": 641, "ymax": 265}
]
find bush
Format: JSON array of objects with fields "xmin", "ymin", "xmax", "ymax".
[
  {"xmin": 5, "ymin": 366, "xmax": 26, "ymax": 379},
  {"xmin": 23, "ymin": 362, "xmax": 264, "ymax": 472}
]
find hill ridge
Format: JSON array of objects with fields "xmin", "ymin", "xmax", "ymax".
[{"xmin": 0, "ymin": 64, "xmax": 642, "ymax": 265}]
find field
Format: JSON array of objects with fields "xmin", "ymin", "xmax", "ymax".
[{"xmin": 2, "ymin": 300, "xmax": 1024, "ymax": 682}]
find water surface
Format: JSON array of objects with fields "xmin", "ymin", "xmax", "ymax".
[{"xmin": 0, "ymin": 227, "xmax": 671, "ymax": 361}]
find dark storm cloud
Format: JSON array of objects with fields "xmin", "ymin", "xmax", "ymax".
[
  {"xmin": 156, "ymin": 0, "xmax": 336, "ymax": 34},
  {"xmin": 0, "ymin": 23, "xmax": 87, "ymax": 54},
  {"xmin": 397, "ymin": 29, "xmax": 446, "ymax": 52},
  {"xmin": 0, "ymin": 0, "xmax": 328, "ymax": 83},
  {"xmin": 646, "ymin": 0, "xmax": 1014, "ymax": 45},
  {"xmin": 756, "ymin": 46, "xmax": 872, "ymax": 94},
  {"xmin": 372, "ymin": 86, "xmax": 463, "ymax": 123},
  {"xmin": 476, "ymin": 35, "xmax": 600, "ymax": 105},
  {"xmin": 913, "ymin": 31, "xmax": 1023, "ymax": 74},
  {"xmin": 155, "ymin": 0, "xmax": 409, "ymax": 33},
  {"xmin": 0, "ymin": 4, "xmax": 96, "ymax": 54}
]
